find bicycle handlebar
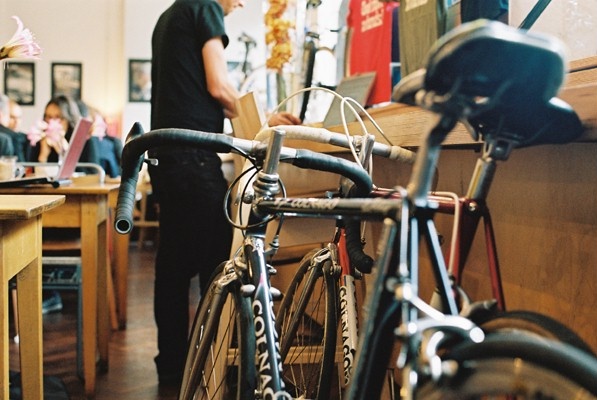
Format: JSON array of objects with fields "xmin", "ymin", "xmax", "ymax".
[
  {"xmin": 115, "ymin": 127, "xmax": 373, "ymax": 235},
  {"xmin": 255, "ymin": 125, "xmax": 416, "ymax": 164},
  {"xmin": 256, "ymin": 125, "xmax": 412, "ymax": 274}
]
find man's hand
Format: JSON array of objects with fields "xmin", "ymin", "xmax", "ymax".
[{"xmin": 268, "ymin": 112, "xmax": 301, "ymax": 126}]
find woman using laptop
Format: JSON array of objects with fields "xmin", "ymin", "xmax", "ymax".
[{"xmin": 29, "ymin": 95, "xmax": 100, "ymax": 169}]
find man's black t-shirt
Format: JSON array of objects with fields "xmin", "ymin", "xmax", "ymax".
[{"xmin": 151, "ymin": 0, "xmax": 230, "ymax": 132}]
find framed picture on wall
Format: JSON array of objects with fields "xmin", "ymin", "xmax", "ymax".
[
  {"xmin": 3, "ymin": 62, "xmax": 35, "ymax": 106},
  {"xmin": 51, "ymin": 62, "xmax": 82, "ymax": 100},
  {"xmin": 128, "ymin": 59, "xmax": 151, "ymax": 102}
]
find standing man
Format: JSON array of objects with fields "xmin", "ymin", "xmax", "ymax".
[{"xmin": 149, "ymin": 0, "xmax": 300, "ymax": 386}]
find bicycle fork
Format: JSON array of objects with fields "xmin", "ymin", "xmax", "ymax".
[
  {"xmin": 336, "ymin": 230, "xmax": 361, "ymax": 388},
  {"xmin": 243, "ymin": 128, "xmax": 292, "ymax": 399},
  {"xmin": 244, "ymin": 236, "xmax": 291, "ymax": 400}
]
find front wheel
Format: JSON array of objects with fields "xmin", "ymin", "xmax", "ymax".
[
  {"xmin": 418, "ymin": 332, "xmax": 597, "ymax": 399},
  {"xmin": 276, "ymin": 249, "xmax": 339, "ymax": 400},
  {"xmin": 178, "ymin": 262, "xmax": 256, "ymax": 400}
]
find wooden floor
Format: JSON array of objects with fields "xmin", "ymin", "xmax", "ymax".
[{"xmin": 8, "ymin": 241, "xmax": 190, "ymax": 400}]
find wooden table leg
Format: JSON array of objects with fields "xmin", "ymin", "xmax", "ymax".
[
  {"xmin": 97, "ymin": 218, "xmax": 110, "ymax": 370},
  {"xmin": 16, "ymin": 255, "xmax": 44, "ymax": 399},
  {"xmin": 81, "ymin": 196, "xmax": 111, "ymax": 397},
  {"xmin": 113, "ymin": 231, "xmax": 130, "ymax": 329},
  {"xmin": 81, "ymin": 211, "xmax": 98, "ymax": 396},
  {"xmin": 1, "ymin": 261, "xmax": 10, "ymax": 400},
  {"xmin": 1, "ymin": 217, "xmax": 44, "ymax": 399}
]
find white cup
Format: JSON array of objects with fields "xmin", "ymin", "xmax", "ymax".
[{"xmin": 0, "ymin": 156, "xmax": 25, "ymax": 181}]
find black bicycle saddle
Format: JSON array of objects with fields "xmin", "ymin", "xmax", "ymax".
[
  {"xmin": 468, "ymin": 96, "xmax": 583, "ymax": 147},
  {"xmin": 392, "ymin": 19, "xmax": 583, "ymax": 147}
]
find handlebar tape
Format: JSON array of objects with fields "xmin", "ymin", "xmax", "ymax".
[
  {"xmin": 385, "ymin": 144, "xmax": 417, "ymax": 163},
  {"xmin": 256, "ymin": 125, "xmax": 417, "ymax": 165},
  {"xmin": 125, "ymin": 121, "xmax": 145, "ymax": 143},
  {"xmin": 291, "ymin": 149, "xmax": 372, "ymax": 197},
  {"xmin": 115, "ymin": 129, "xmax": 235, "ymax": 234},
  {"xmin": 344, "ymin": 183, "xmax": 375, "ymax": 273},
  {"xmin": 291, "ymin": 150, "xmax": 376, "ymax": 272},
  {"xmin": 344, "ymin": 219, "xmax": 375, "ymax": 273}
]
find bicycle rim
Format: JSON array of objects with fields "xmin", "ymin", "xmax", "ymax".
[
  {"xmin": 418, "ymin": 333, "xmax": 597, "ymax": 399},
  {"xmin": 179, "ymin": 263, "xmax": 255, "ymax": 400},
  {"xmin": 276, "ymin": 249, "xmax": 339, "ymax": 400}
]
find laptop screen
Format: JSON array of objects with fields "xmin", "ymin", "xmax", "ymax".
[
  {"xmin": 56, "ymin": 117, "xmax": 92, "ymax": 180},
  {"xmin": 322, "ymin": 72, "xmax": 376, "ymax": 128}
]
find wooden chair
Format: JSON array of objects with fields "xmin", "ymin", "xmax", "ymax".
[{"xmin": 134, "ymin": 168, "xmax": 159, "ymax": 248}]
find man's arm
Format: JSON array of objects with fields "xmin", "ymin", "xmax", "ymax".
[
  {"xmin": 203, "ymin": 36, "xmax": 300, "ymax": 126},
  {"xmin": 203, "ymin": 37, "xmax": 239, "ymax": 118}
]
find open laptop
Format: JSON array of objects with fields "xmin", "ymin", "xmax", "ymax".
[
  {"xmin": 0, "ymin": 117, "xmax": 92, "ymax": 188},
  {"xmin": 321, "ymin": 72, "xmax": 376, "ymax": 128}
]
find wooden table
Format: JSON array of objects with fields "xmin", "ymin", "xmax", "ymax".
[
  {"xmin": 0, "ymin": 195, "xmax": 65, "ymax": 400},
  {"xmin": 0, "ymin": 183, "xmax": 119, "ymax": 397}
]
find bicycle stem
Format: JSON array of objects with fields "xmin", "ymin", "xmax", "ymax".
[{"xmin": 253, "ymin": 129, "xmax": 284, "ymax": 204}]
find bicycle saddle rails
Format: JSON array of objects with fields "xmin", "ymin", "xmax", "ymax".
[{"xmin": 392, "ymin": 19, "xmax": 584, "ymax": 148}]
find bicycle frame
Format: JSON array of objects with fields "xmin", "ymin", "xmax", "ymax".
[
  {"xmin": 321, "ymin": 168, "xmax": 506, "ymax": 396},
  {"xmin": 372, "ymin": 189, "xmax": 506, "ymax": 312},
  {"xmin": 434, "ymin": 195, "xmax": 505, "ymax": 310},
  {"xmin": 254, "ymin": 185, "xmax": 482, "ymax": 400},
  {"xmin": 237, "ymin": 132, "xmax": 290, "ymax": 398}
]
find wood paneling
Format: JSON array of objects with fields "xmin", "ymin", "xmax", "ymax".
[{"xmin": 371, "ymin": 143, "xmax": 597, "ymax": 354}]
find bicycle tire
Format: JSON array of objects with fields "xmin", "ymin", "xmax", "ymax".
[
  {"xmin": 179, "ymin": 262, "xmax": 256, "ymax": 400},
  {"xmin": 276, "ymin": 248, "xmax": 339, "ymax": 400},
  {"xmin": 418, "ymin": 332, "xmax": 597, "ymax": 399},
  {"xmin": 474, "ymin": 309, "xmax": 595, "ymax": 356}
]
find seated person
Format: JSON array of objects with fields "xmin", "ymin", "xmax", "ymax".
[
  {"xmin": 0, "ymin": 94, "xmax": 17, "ymax": 157},
  {"xmin": 89, "ymin": 106, "xmax": 123, "ymax": 178},
  {"xmin": 6, "ymin": 97, "xmax": 30, "ymax": 161},
  {"xmin": 29, "ymin": 95, "xmax": 100, "ymax": 175}
]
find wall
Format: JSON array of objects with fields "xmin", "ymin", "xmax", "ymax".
[
  {"xmin": 510, "ymin": 0, "xmax": 597, "ymax": 61},
  {"xmin": 0, "ymin": 1, "xmax": 124, "ymax": 132}
]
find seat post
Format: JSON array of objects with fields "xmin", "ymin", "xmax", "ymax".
[{"xmin": 407, "ymin": 113, "xmax": 457, "ymax": 207}]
